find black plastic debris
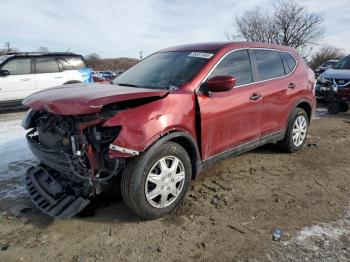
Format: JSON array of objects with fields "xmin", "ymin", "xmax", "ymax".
[
  {"xmin": 25, "ymin": 166, "xmax": 90, "ymax": 219},
  {"xmin": 0, "ymin": 243, "xmax": 9, "ymax": 251}
]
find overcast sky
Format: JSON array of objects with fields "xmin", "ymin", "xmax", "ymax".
[{"xmin": 1, "ymin": 0, "xmax": 349, "ymax": 58}]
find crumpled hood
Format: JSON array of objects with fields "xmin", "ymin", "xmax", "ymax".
[
  {"xmin": 320, "ymin": 69, "xmax": 350, "ymax": 79},
  {"xmin": 23, "ymin": 83, "xmax": 168, "ymax": 115}
]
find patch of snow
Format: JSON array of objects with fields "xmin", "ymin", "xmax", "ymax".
[
  {"xmin": 295, "ymin": 220, "xmax": 350, "ymax": 242},
  {"xmin": 270, "ymin": 206, "xmax": 350, "ymax": 261},
  {"xmin": 0, "ymin": 112, "xmax": 35, "ymax": 199}
]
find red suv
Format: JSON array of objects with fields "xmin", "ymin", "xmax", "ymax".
[{"xmin": 22, "ymin": 42, "xmax": 316, "ymax": 219}]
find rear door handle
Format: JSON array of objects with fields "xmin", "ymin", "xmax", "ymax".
[
  {"xmin": 20, "ymin": 78, "xmax": 31, "ymax": 81},
  {"xmin": 54, "ymin": 76, "xmax": 64, "ymax": 79},
  {"xmin": 250, "ymin": 93, "xmax": 262, "ymax": 101},
  {"xmin": 288, "ymin": 83, "xmax": 296, "ymax": 89}
]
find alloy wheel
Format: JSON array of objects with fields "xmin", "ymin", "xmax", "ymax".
[
  {"xmin": 145, "ymin": 156, "xmax": 185, "ymax": 208},
  {"xmin": 292, "ymin": 115, "xmax": 307, "ymax": 147}
]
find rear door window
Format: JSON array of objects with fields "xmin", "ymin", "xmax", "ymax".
[
  {"xmin": 58, "ymin": 57, "xmax": 87, "ymax": 70},
  {"xmin": 209, "ymin": 50, "xmax": 253, "ymax": 86},
  {"xmin": 1, "ymin": 58, "xmax": 32, "ymax": 75},
  {"xmin": 281, "ymin": 52, "xmax": 297, "ymax": 74},
  {"xmin": 252, "ymin": 50, "xmax": 285, "ymax": 81},
  {"xmin": 35, "ymin": 57, "xmax": 60, "ymax": 73}
]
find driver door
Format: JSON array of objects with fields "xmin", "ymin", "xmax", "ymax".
[
  {"xmin": 196, "ymin": 49, "xmax": 262, "ymax": 160},
  {"xmin": 0, "ymin": 57, "xmax": 35, "ymax": 102}
]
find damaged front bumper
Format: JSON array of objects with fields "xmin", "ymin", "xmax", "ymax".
[
  {"xmin": 25, "ymin": 129, "xmax": 123, "ymax": 218},
  {"xmin": 26, "ymin": 131, "xmax": 72, "ymax": 174},
  {"xmin": 25, "ymin": 165, "xmax": 90, "ymax": 218}
]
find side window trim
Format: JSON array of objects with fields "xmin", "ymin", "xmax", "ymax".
[
  {"xmin": 55, "ymin": 57, "xmax": 64, "ymax": 72},
  {"xmin": 197, "ymin": 48, "xmax": 299, "ymax": 92},
  {"xmin": 247, "ymin": 49, "xmax": 258, "ymax": 83}
]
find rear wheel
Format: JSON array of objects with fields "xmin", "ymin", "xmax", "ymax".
[
  {"xmin": 327, "ymin": 102, "xmax": 340, "ymax": 114},
  {"xmin": 63, "ymin": 80, "xmax": 82, "ymax": 85},
  {"xmin": 121, "ymin": 142, "xmax": 192, "ymax": 219},
  {"xmin": 279, "ymin": 108, "xmax": 309, "ymax": 153},
  {"xmin": 339, "ymin": 102, "xmax": 349, "ymax": 113}
]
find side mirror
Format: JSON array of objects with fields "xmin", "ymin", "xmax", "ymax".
[
  {"xmin": 0, "ymin": 70, "xmax": 10, "ymax": 77},
  {"xmin": 206, "ymin": 75, "xmax": 236, "ymax": 92}
]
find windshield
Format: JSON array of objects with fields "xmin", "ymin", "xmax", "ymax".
[
  {"xmin": 334, "ymin": 57, "xmax": 350, "ymax": 70},
  {"xmin": 322, "ymin": 61, "xmax": 337, "ymax": 68},
  {"xmin": 112, "ymin": 51, "xmax": 215, "ymax": 90},
  {"xmin": 0, "ymin": 55, "xmax": 11, "ymax": 65}
]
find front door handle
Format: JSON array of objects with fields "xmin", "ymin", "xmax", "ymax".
[
  {"xmin": 288, "ymin": 83, "xmax": 296, "ymax": 89},
  {"xmin": 250, "ymin": 93, "xmax": 262, "ymax": 101},
  {"xmin": 20, "ymin": 78, "xmax": 31, "ymax": 81}
]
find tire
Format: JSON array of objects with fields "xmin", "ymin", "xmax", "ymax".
[
  {"xmin": 327, "ymin": 102, "xmax": 340, "ymax": 114},
  {"xmin": 279, "ymin": 108, "xmax": 309, "ymax": 153},
  {"xmin": 63, "ymin": 80, "xmax": 82, "ymax": 85},
  {"xmin": 339, "ymin": 102, "xmax": 349, "ymax": 113},
  {"xmin": 121, "ymin": 142, "xmax": 192, "ymax": 219}
]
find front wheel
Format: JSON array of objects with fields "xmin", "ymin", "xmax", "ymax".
[
  {"xmin": 121, "ymin": 142, "xmax": 192, "ymax": 219},
  {"xmin": 279, "ymin": 108, "xmax": 309, "ymax": 153},
  {"xmin": 339, "ymin": 102, "xmax": 349, "ymax": 113}
]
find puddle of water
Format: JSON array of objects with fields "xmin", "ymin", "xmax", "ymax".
[{"xmin": 313, "ymin": 108, "xmax": 329, "ymax": 119}]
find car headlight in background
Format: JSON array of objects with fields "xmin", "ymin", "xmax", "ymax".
[{"xmin": 317, "ymin": 75, "xmax": 327, "ymax": 84}]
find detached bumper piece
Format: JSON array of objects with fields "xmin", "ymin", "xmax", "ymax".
[{"xmin": 25, "ymin": 165, "xmax": 90, "ymax": 219}]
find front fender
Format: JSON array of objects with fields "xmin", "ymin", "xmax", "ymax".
[{"xmin": 102, "ymin": 90, "xmax": 197, "ymax": 157}]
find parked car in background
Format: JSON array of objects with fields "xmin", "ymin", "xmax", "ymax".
[
  {"xmin": 316, "ymin": 55, "xmax": 350, "ymax": 113},
  {"xmin": 22, "ymin": 42, "xmax": 315, "ymax": 219},
  {"xmin": 92, "ymin": 74, "xmax": 107, "ymax": 83},
  {"xmin": 315, "ymin": 59, "xmax": 339, "ymax": 77},
  {"xmin": 0, "ymin": 52, "xmax": 92, "ymax": 106},
  {"xmin": 101, "ymin": 70, "xmax": 115, "ymax": 80},
  {"xmin": 114, "ymin": 70, "xmax": 124, "ymax": 77}
]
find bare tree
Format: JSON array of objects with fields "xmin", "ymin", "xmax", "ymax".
[
  {"xmin": 38, "ymin": 46, "xmax": 49, "ymax": 52},
  {"xmin": 232, "ymin": 0, "xmax": 324, "ymax": 51},
  {"xmin": 309, "ymin": 45, "xmax": 345, "ymax": 70},
  {"xmin": 233, "ymin": 8, "xmax": 278, "ymax": 44},
  {"xmin": 85, "ymin": 53, "xmax": 100, "ymax": 62}
]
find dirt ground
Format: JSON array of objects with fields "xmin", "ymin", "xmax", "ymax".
[{"xmin": 0, "ymin": 110, "xmax": 349, "ymax": 262}]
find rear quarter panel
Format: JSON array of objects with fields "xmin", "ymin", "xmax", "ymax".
[{"xmin": 265, "ymin": 52, "xmax": 315, "ymax": 133}]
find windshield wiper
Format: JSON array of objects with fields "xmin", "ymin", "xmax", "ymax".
[{"xmin": 115, "ymin": 82, "xmax": 140, "ymax": 87}]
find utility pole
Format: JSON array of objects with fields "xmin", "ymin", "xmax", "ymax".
[
  {"xmin": 139, "ymin": 50, "xmax": 143, "ymax": 60},
  {"xmin": 4, "ymin": 42, "xmax": 10, "ymax": 52}
]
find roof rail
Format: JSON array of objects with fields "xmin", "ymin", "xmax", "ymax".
[{"xmin": 6, "ymin": 52, "xmax": 80, "ymax": 56}]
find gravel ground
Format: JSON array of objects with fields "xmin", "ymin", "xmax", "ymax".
[{"xmin": 0, "ymin": 109, "xmax": 349, "ymax": 261}]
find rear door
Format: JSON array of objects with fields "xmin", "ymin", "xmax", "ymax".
[
  {"xmin": 197, "ymin": 49, "xmax": 262, "ymax": 160},
  {"xmin": 0, "ymin": 57, "xmax": 35, "ymax": 102},
  {"xmin": 250, "ymin": 49, "xmax": 295, "ymax": 136},
  {"xmin": 34, "ymin": 57, "xmax": 68, "ymax": 91}
]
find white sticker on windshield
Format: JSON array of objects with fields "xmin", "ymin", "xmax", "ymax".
[{"xmin": 188, "ymin": 52, "xmax": 214, "ymax": 59}]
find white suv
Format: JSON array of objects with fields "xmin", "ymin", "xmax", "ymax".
[{"xmin": 0, "ymin": 52, "xmax": 92, "ymax": 105}]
